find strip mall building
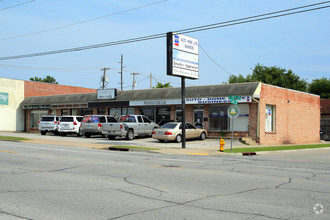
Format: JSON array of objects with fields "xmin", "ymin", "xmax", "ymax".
[{"xmin": 0, "ymin": 77, "xmax": 320, "ymax": 145}]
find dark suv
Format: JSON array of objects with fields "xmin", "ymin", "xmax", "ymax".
[{"xmin": 38, "ymin": 115, "xmax": 61, "ymax": 135}]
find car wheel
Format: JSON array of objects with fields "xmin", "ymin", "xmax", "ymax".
[
  {"xmin": 41, "ymin": 131, "xmax": 46, "ymax": 135},
  {"xmin": 85, "ymin": 133, "xmax": 91, "ymax": 138},
  {"xmin": 175, "ymin": 134, "xmax": 182, "ymax": 143},
  {"xmin": 126, "ymin": 129, "xmax": 134, "ymax": 140},
  {"xmin": 108, "ymin": 136, "xmax": 116, "ymax": 140},
  {"xmin": 158, "ymin": 139, "xmax": 165, "ymax": 143},
  {"xmin": 200, "ymin": 132, "xmax": 206, "ymax": 140}
]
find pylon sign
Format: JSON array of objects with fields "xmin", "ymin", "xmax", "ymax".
[{"xmin": 167, "ymin": 32, "xmax": 199, "ymax": 79}]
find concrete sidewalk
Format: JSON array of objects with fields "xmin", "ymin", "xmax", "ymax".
[{"xmin": 0, "ymin": 131, "xmax": 327, "ymax": 156}]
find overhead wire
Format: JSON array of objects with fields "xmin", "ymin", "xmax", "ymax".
[
  {"xmin": 199, "ymin": 44, "xmax": 232, "ymax": 75},
  {"xmin": 0, "ymin": 0, "xmax": 35, "ymax": 11},
  {"xmin": 0, "ymin": 0, "xmax": 168, "ymax": 41},
  {"xmin": 0, "ymin": 1, "xmax": 329, "ymax": 60}
]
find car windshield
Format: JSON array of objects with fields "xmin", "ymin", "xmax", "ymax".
[
  {"xmin": 160, "ymin": 123, "xmax": 178, "ymax": 129},
  {"xmin": 41, "ymin": 117, "xmax": 54, "ymax": 122},
  {"xmin": 82, "ymin": 116, "xmax": 99, "ymax": 123},
  {"xmin": 60, "ymin": 117, "xmax": 74, "ymax": 122}
]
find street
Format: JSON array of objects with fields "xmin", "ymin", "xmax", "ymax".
[{"xmin": 0, "ymin": 140, "xmax": 329, "ymax": 219}]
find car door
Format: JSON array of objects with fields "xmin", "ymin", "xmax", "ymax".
[
  {"xmin": 186, "ymin": 123, "xmax": 198, "ymax": 139},
  {"xmin": 142, "ymin": 116, "xmax": 153, "ymax": 135},
  {"xmin": 137, "ymin": 116, "xmax": 144, "ymax": 135}
]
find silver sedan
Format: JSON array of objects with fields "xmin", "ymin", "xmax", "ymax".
[{"xmin": 152, "ymin": 122, "xmax": 207, "ymax": 143}]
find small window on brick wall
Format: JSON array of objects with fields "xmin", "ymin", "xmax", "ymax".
[{"xmin": 265, "ymin": 104, "xmax": 276, "ymax": 132}]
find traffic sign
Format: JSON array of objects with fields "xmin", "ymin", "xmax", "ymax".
[
  {"xmin": 228, "ymin": 106, "xmax": 240, "ymax": 119},
  {"xmin": 229, "ymin": 95, "xmax": 241, "ymax": 105}
]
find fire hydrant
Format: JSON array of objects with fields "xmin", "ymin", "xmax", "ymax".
[{"xmin": 220, "ymin": 139, "xmax": 225, "ymax": 152}]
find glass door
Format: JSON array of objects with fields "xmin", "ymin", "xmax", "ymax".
[{"xmin": 194, "ymin": 109, "xmax": 204, "ymax": 129}]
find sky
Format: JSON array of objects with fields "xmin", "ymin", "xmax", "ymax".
[{"xmin": 0, "ymin": 0, "xmax": 329, "ymax": 90}]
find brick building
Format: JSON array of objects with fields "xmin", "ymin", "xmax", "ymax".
[
  {"xmin": 321, "ymin": 99, "xmax": 330, "ymax": 140},
  {"xmin": 0, "ymin": 77, "xmax": 96, "ymax": 132},
  {"xmin": 20, "ymin": 82, "xmax": 321, "ymax": 145}
]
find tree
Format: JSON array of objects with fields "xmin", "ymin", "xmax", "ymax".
[
  {"xmin": 30, "ymin": 75, "xmax": 58, "ymax": 84},
  {"xmin": 153, "ymin": 82, "xmax": 172, "ymax": 88},
  {"xmin": 228, "ymin": 64, "xmax": 308, "ymax": 92},
  {"xmin": 308, "ymin": 77, "xmax": 330, "ymax": 99}
]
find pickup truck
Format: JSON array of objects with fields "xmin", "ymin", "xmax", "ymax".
[{"xmin": 102, "ymin": 115, "xmax": 159, "ymax": 140}]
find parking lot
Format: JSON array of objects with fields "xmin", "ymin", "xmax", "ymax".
[{"xmin": 0, "ymin": 131, "xmax": 245, "ymax": 149}]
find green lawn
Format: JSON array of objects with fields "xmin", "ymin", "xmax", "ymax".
[
  {"xmin": 223, "ymin": 144, "xmax": 330, "ymax": 153},
  {"xmin": 0, "ymin": 136, "xmax": 30, "ymax": 141}
]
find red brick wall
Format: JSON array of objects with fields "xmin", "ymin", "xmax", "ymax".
[
  {"xmin": 24, "ymin": 81, "xmax": 96, "ymax": 98},
  {"xmin": 321, "ymin": 99, "xmax": 330, "ymax": 116},
  {"xmin": 259, "ymin": 84, "xmax": 320, "ymax": 144}
]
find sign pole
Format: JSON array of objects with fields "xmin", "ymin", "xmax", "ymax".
[
  {"xmin": 231, "ymin": 117, "xmax": 233, "ymax": 152},
  {"xmin": 181, "ymin": 77, "xmax": 186, "ymax": 149}
]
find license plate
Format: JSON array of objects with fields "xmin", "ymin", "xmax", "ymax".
[{"xmin": 108, "ymin": 131, "xmax": 115, "ymax": 134}]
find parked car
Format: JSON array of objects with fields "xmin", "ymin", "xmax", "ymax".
[
  {"xmin": 80, "ymin": 115, "xmax": 116, "ymax": 138},
  {"xmin": 102, "ymin": 115, "xmax": 159, "ymax": 140},
  {"xmin": 58, "ymin": 116, "xmax": 83, "ymax": 136},
  {"xmin": 152, "ymin": 122, "xmax": 207, "ymax": 143},
  {"xmin": 38, "ymin": 115, "xmax": 61, "ymax": 135}
]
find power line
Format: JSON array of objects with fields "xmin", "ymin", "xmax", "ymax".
[
  {"xmin": 199, "ymin": 44, "xmax": 232, "ymax": 75},
  {"xmin": 0, "ymin": 1, "xmax": 329, "ymax": 60},
  {"xmin": 0, "ymin": 0, "xmax": 35, "ymax": 11},
  {"xmin": 0, "ymin": 0, "xmax": 168, "ymax": 41},
  {"xmin": 0, "ymin": 63, "xmax": 97, "ymax": 70}
]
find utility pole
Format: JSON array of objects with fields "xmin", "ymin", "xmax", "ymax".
[
  {"xmin": 150, "ymin": 73, "xmax": 152, "ymax": 89},
  {"xmin": 100, "ymin": 67, "xmax": 110, "ymax": 89},
  {"xmin": 130, "ymin": 72, "xmax": 139, "ymax": 90},
  {"xmin": 118, "ymin": 54, "xmax": 125, "ymax": 90}
]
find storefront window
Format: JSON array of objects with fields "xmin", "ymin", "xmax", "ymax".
[
  {"xmin": 156, "ymin": 107, "xmax": 171, "ymax": 125},
  {"xmin": 30, "ymin": 110, "xmax": 48, "ymax": 128},
  {"xmin": 72, "ymin": 109, "xmax": 83, "ymax": 116},
  {"xmin": 98, "ymin": 107, "xmax": 106, "ymax": 115},
  {"xmin": 140, "ymin": 107, "xmax": 170, "ymax": 125},
  {"xmin": 209, "ymin": 105, "xmax": 229, "ymax": 131},
  {"xmin": 61, "ymin": 109, "xmax": 69, "ymax": 116},
  {"xmin": 109, "ymin": 108, "xmax": 134, "ymax": 120},
  {"xmin": 140, "ymin": 107, "xmax": 154, "ymax": 121},
  {"xmin": 265, "ymin": 104, "xmax": 276, "ymax": 132},
  {"xmin": 82, "ymin": 108, "xmax": 93, "ymax": 116}
]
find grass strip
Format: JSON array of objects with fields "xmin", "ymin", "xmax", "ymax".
[
  {"xmin": 224, "ymin": 144, "xmax": 330, "ymax": 153},
  {"xmin": 0, "ymin": 136, "xmax": 30, "ymax": 141},
  {"xmin": 111, "ymin": 145, "xmax": 160, "ymax": 150}
]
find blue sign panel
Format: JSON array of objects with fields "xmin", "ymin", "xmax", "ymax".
[{"xmin": 0, "ymin": 92, "xmax": 8, "ymax": 105}]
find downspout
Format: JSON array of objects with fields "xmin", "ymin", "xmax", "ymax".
[{"xmin": 252, "ymin": 97, "xmax": 260, "ymax": 143}]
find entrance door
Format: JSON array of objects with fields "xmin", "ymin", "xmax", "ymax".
[{"xmin": 194, "ymin": 110, "xmax": 204, "ymax": 129}]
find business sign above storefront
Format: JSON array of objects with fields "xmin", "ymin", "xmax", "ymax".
[
  {"xmin": 97, "ymin": 88, "xmax": 117, "ymax": 100},
  {"xmin": 22, "ymin": 105, "xmax": 51, "ymax": 109},
  {"xmin": 130, "ymin": 99, "xmax": 181, "ymax": 106},
  {"xmin": 129, "ymin": 96, "xmax": 251, "ymax": 106},
  {"xmin": 167, "ymin": 32, "xmax": 199, "ymax": 79},
  {"xmin": 186, "ymin": 96, "xmax": 251, "ymax": 104},
  {"xmin": 0, "ymin": 92, "xmax": 8, "ymax": 105}
]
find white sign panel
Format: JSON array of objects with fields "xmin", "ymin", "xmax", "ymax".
[
  {"xmin": 97, "ymin": 88, "xmax": 117, "ymax": 100},
  {"xmin": 173, "ymin": 34, "xmax": 199, "ymax": 54},
  {"xmin": 167, "ymin": 32, "xmax": 199, "ymax": 79},
  {"xmin": 186, "ymin": 96, "xmax": 252, "ymax": 104},
  {"xmin": 130, "ymin": 99, "xmax": 181, "ymax": 106}
]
